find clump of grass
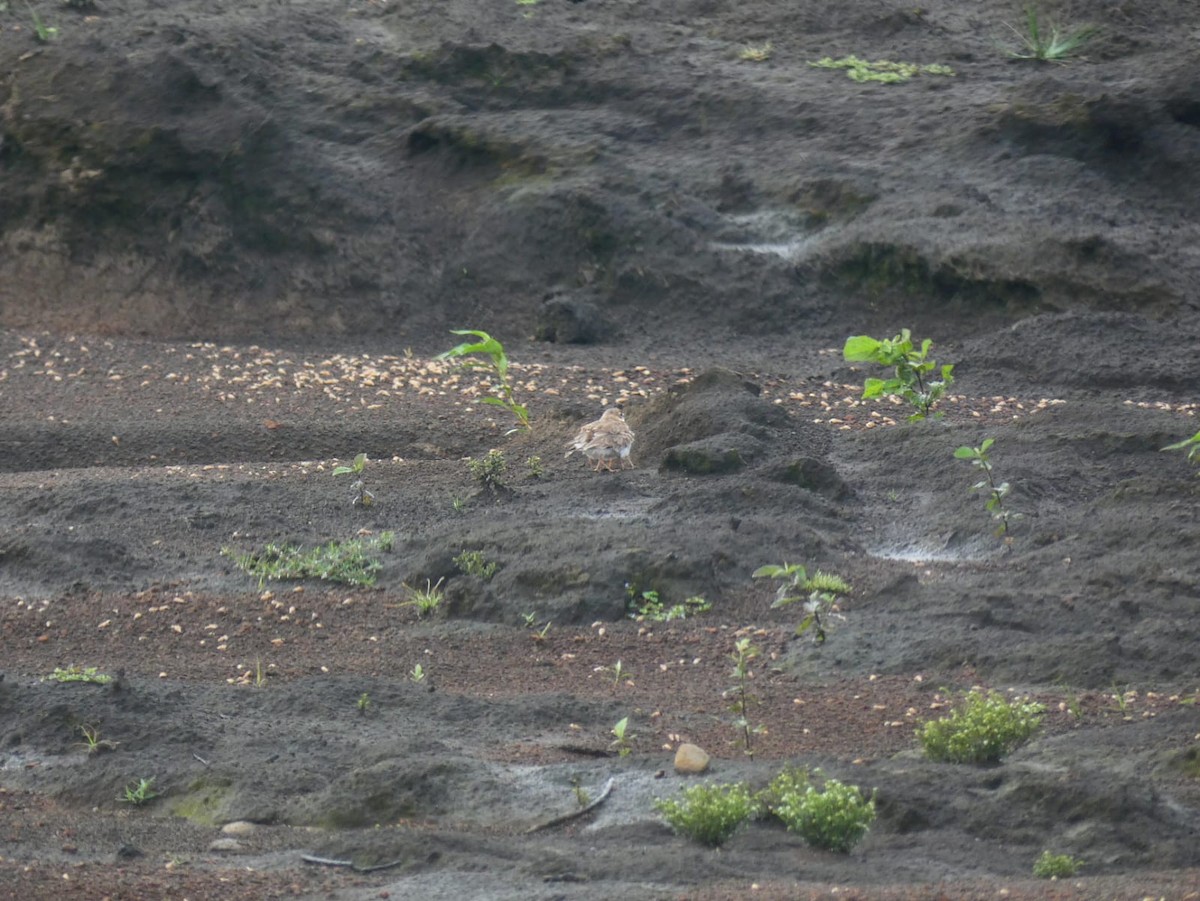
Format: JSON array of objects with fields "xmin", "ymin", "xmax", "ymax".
[
  {"xmin": 765, "ymin": 770, "xmax": 876, "ymax": 853},
  {"xmin": 654, "ymin": 782, "xmax": 755, "ymax": 847},
  {"xmin": 223, "ymin": 532, "xmax": 394, "ymax": 588},
  {"xmin": 919, "ymin": 689, "xmax": 1045, "ymax": 763},
  {"xmin": 810, "ymin": 55, "xmax": 954, "ymax": 83},
  {"xmin": 1004, "ymin": 4, "xmax": 1096, "ymax": 62},
  {"xmin": 454, "ymin": 549, "xmax": 498, "ymax": 581},
  {"xmin": 47, "ymin": 665, "xmax": 112, "ymax": 685},
  {"xmin": 119, "ymin": 777, "xmax": 158, "ymax": 806},
  {"xmin": 1033, "ymin": 850, "xmax": 1084, "ymax": 878},
  {"xmin": 401, "ymin": 578, "xmax": 445, "ymax": 618}
]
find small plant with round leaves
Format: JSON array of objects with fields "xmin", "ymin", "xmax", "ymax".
[
  {"xmin": 654, "ymin": 782, "xmax": 755, "ymax": 847},
  {"xmin": 766, "ymin": 770, "xmax": 876, "ymax": 853},
  {"xmin": 1033, "ymin": 850, "xmax": 1084, "ymax": 878},
  {"xmin": 409, "ymin": 663, "xmax": 427, "ymax": 684},
  {"xmin": 725, "ymin": 637, "xmax": 766, "ymax": 756},
  {"xmin": 918, "ymin": 689, "xmax": 1045, "ymax": 764},
  {"xmin": 332, "ymin": 452, "xmax": 374, "ymax": 507},
  {"xmin": 467, "ymin": 449, "xmax": 508, "ymax": 490},
  {"xmin": 610, "ymin": 716, "xmax": 635, "ymax": 756},
  {"xmin": 843, "ymin": 330, "xmax": 954, "ymax": 421},
  {"xmin": 356, "ymin": 692, "xmax": 371, "ymax": 715},
  {"xmin": 955, "ymin": 438, "xmax": 1020, "ymax": 537}
]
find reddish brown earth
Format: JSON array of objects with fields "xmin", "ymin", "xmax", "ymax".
[{"xmin": 2, "ymin": 0, "xmax": 1200, "ymax": 898}]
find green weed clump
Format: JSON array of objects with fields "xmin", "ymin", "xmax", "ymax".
[
  {"xmin": 1005, "ymin": 5, "xmax": 1096, "ymax": 62},
  {"xmin": 47, "ymin": 665, "xmax": 112, "ymax": 685},
  {"xmin": 468, "ymin": 449, "xmax": 508, "ymax": 490},
  {"xmin": 654, "ymin": 782, "xmax": 755, "ymax": 847},
  {"xmin": 1033, "ymin": 850, "xmax": 1084, "ymax": 878},
  {"xmin": 919, "ymin": 689, "xmax": 1045, "ymax": 763},
  {"xmin": 454, "ymin": 549, "xmax": 498, "ymax": 581},
  {"xmin": 766, "ymin": 771, "xmax": 876, "ymax": 853},
  {"xmin": 810, "ymin": 56, "xmax": 954, "ymax": 83},
  {"xmin": 223, "ymin": 532, "xmax": 395, "ymax": 588}
]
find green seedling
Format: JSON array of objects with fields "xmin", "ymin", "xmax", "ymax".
[
  {"xmin": 409, "ymin": 663, "xmax": 427, "ymax": 683},
  {"xmin": 24, "ymin": 0, "xmax": 57, "ymax": 42},
  {"xmin": 436, "ymin": 330, "xmax": 530, "ymax": 433},
  {"xmin": 1033, "ymin": 850, "xmax": 1084, "ymax": 878},
  {"xmin": 532, "ymin": 621, "xmax": 552, "ymax": 643},
  {"xmin": 1005, "ymin": 4, "xmax": 1096, "ymax": 62},
  {"xmin": 739, "ymin": 42, "xmax": 772, "ymax": 62},
  {"xmin": 954, "ymin": 439, "xmax": 1019, "ymax": 537},
  {"xmin": 610, "ymin": 716, "xmax": 635, "ymax": 757},
  {"xmin": 605, "ymin": 660, "xmax": 633, "ymax": 689},
  {"xmin": 224, "ymin": 532, "xmax": 394, "ymax": 588},
  {"xmin": 570, "ymin": 775, "xmax": 591, "ymax": 809},
  {"xmin": 627, "ymin": 588, "xmax": 712, "ymax": 622},
  {"xmin": 253, "ymin": 657, "xmax": 267, "ymax": 688},
  {"xmin": 454, "ymin": 549, "xmax": 498, "ymax": 581},
  {"xmin": 467, "ymin": 449, "xmax": 508, "ymax": 490},
  {"xmin": 525, "ymin": 455, "xmax": 544, "ymax": 478},
  {"xmin": 450, "ymin": 495, "xmax": 468, "ymax": 514},
  {"xmin": 402, "ymin": 578, "xmax": 445, "ymax": 618},
  {"xmin": 1163, "ymin": 430, "xmax": 1200, "ymax": 474},
  {"xmin": 522, "ymin": 611, "xmax": 538, "ymax": 628},
  {"xmin": 918, "ymin": 689, "xmax": 1045, "ymax": 763},
  {"xmin": 752, "ymin": 563, "xmax": 849, "ymax": 642},
  {"xmin": 726, "ymin": 637, "xmax": 766, "ymax": 756},
  {"xmin": 844, "ymin": 330, "xmax": 954, "ymax": 421},
  {"xmin": 810, "ymin": 55, "xmax": 954, "ymax": 83},
  {"xmin": 654, "ymin": 782, "xmax": 755, "ymax": 847},
  {"xmin": 47, "ymin": 665, "xmax": 113, "ymax": 685},
  {"xmin": 78, "ymin": 723, "xmax": 119, "ymax": 755},
  {"xmin": 356, "ymin": 692, "xmax": 371, "ymax": 714},
  {"xmin": 119, "ymin": 777, "xmax": 158, "ymax": 805},
  {"xmin": 332, "ymin": 452, "xmax": 375, "ymax": 507}
]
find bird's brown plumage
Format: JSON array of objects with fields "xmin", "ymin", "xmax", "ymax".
[{"xmin": 565, "ymin": 408, "xmax": 635, "ymax": 472}]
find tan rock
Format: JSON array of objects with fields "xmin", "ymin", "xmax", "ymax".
[
  {"xmin": 673, "ymin": 742, "xmax": 710, "ymax": 774},
  {"xmin": 220, "ymin": 821, "xmax": 258, "ymax": 836}
]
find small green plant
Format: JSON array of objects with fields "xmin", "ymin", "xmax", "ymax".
[
  {"xmin": 843, "ymin": 330, "xmax": 955, "ymax": 421},
  {"xmin": 610, "ymin": 716, "xmax": 635, "ymax": 756},
  {"xmin": 1033, "ymin": 850, "xmax": 1084, "ymax": 878},
  {"xmin": 47, "ymin": 665, "xmax": 113, "ymax": 685},
  {"xmin": 454, "ymin": 549, "xmax": 498, "ymax": 581},
  {"xmin": 467, "ymin": 449, "xmax": 508, "ymax": 490},
  {"xmin": 752, "ymin": 563, "xmax": 849, "ymax": 642},
  {"xmin": 918, "ymin": 689, "xmax": 1045, "ymax": 764},
  {"xmin": 1004, "ymin": 5, "xmax": 1096, "ymax": 62},
  {"xmin": 1163, "ymin": 430, "xmax": 1200, "ymax": 474},
  {"xmin": 654, "ymin": 782, "xmax": 755, "ymax": 847},
  {"xmin": 605, "ymin": 660, "xmax": 633, "ymax": 689},
  {"xmin": 627, "ymin": 588, "xmax": 712, "ymax": 622},
  {"xmin": 810, "ymin": 55, "xmax": 954, "ymax": 83},
  {"xmin": 726, "ymin": 637, "xmax": 766, "ymax": 756},
  {"xmin": 253, "ymin": 657, "xmax": 267, "ymax": 688},
  {"xmin": 450, "ymin": 495, "xmax": 468, "ymax": 514},
  {"xmin": 766, "ymin": 770, "xmax": 876, "ymax": 853},
  {"xmin": 521, "ymin": 611, "xmax": 538, "ymax": 628},
  {"xmin": 78, "ymin": 723, "xmax": 119, "ymax": 755},
  {"xmin": 532, "ymin": 620, "xmax": 552, "ymax": 642},
  {"xmin": 409, "ymin": 663, "xmax": 427, "ymax": 683},
  {"xmin": 436, "ymin": 330, "xmax": 531, "ymax": 433},
  {"xmin": 954, "ymin": 439, "xmax": 1019, "ymax": 536},
  {"xmin": 402, "ymin": 578, "xmax": 445, "ymax": 618},
  {"xmin": 525, "ymin": 455, "xmax": 544, "ymax": 478},
  {"xmin": 223, "ymin": 532, "xmax": 394, "ymax": 588},
  {"xmin": 24, "ymin": 0, "xmax": 57, "ymax": 42},
  {"xmin": 570, "ymin": 775, "xmax": 590, "ymax": 809},
  {"xmin": 119, "ymin": 777, "xmax": 158, "ymax": 806},
  {"xmin": 739, "ymin": 42, "xmax": 772, "ymax": 62},
  {"xmin": 332, "ymin": 452, "xmax": 375, "ymax": 507},
  {"xmin": 356, "ymin": 692, "xmax": 371, "ymax": 714}
]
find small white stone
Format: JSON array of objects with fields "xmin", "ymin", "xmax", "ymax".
[{"xmin": 220, "ymin": 820, "xmax": 258, "ymax": 836}]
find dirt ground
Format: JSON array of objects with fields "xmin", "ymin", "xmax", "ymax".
[{"xmin": 2, "ymin": 0, "xmax": 1200, "ymax": 898}]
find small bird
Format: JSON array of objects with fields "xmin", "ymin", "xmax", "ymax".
[{"xmin": 566, "ymin": 407, "xmax": 635, "ymax": 472}]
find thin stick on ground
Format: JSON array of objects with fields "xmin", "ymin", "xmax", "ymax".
[{"xmin": 525, "ymin": 777, "xmax": 616, "ymax": 833}]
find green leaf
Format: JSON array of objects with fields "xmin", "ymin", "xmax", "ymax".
[
  {"xmin": 861, "ymin": 377, "xmax": 888, "ymax": 399},
  {"xmin": 753, "ymin": 565, "xmax": 785, "ymax": 578},
  {"xmin": 953, "ymin": 446, "xmax": 978, "ymax": 459},
  {"xmin": 842, "ymin": 335, "xmax": 882, "ymax": 362},
  {"xmin": 332, "ymin": 466, "xmax": 353, "ymax": 476},
  {"xmin": 978, "ymin": 438, "xmax": 994, "ymax": 454}
]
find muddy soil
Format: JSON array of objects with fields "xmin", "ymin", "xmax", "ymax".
[{"xmin": 2, "ymin": 0, "xmax": 1200, "ymax": 898}]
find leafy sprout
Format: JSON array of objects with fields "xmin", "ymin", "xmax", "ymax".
[
  {"xmin": 436, "ymin": 330, "xmax": 530, "ymax": 433},
  {"xmin": 753, "ymin": 563, "xmax": 849, "ymax": 642},
  {"xmin": 955, "ymin": 438, "xmax": 1020, "ymax": 537},
  {"xmin": 843, "ymin": 330, "xmax": 954, "ymax": 421},
  {"xmin": 1004, "ymin": 5, "xmax": 1096, "ymax": 62},
  {"xmin": 1163, "ymin": 430, "xmax": 1200, "ymax": 473}
]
